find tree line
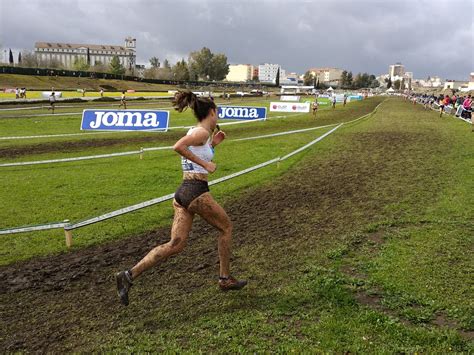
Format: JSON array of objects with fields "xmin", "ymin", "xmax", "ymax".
[
  {"xmin": 302, "ymin": 70, "xmax": 380, "ymax": 89},
  {"xmin": 143, "ymin": 47, "xmax": 229, "ymax": 81},
  {"xmin": 6, "ymin": 47, "xmax": 230, "ymax": 79}
]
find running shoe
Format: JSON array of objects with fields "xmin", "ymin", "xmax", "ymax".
[
  {"xmin": 219, "ymin": 276, "xmax": 247, "ymax": 291},
  {"xmin": 116, "ymin": 270, "xmax": 133, "ymax": 306}
]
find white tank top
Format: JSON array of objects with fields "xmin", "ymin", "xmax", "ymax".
[{"xmin": 181, "ymin": 127, "xmax": 214, "ymax": 174}]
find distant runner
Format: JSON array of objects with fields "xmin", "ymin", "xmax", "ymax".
[
  {"xmin": 312, "ymin": 99, "xmax": 319, "ymax": 117},
  {"xmin": 48, "ymin": 92, "xmax": 56, "ymax": 114},
  {"xmin": 119, "ymin": 91, "xmax": 127, "ymax": 109}
]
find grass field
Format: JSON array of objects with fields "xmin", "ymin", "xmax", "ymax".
[
  {"xmin": 0, "ymin": 97, "xmax": 377, "ymax": 264},
  {"xmin": 1, "ymin": 96, "xmax": 472, "ymax": 352}
]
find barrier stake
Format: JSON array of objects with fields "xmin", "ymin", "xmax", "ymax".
[
  {"xmin": 65, "ymin": 230, "xmax": 73, "ymax": 247},
  {"xmin": 140, "ymin": 147, "xmax": 144, "ymax": 160},
  {"xmin": 63, "ymin": 220, "xmax": 72, "ymax": 247}
]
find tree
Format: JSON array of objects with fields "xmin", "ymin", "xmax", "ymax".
[
  {"xmin": 155, "ymin": 67, "xmax": 173, "ymax": 80},
  {"xmin": 91, "ymin": 60, "xmax": 108, "ymax": 73},
  {"xmin": 143, "ymin": 67, "xmax": 159, "ymax": 79},
  {"xmin": 209, "ymin": 53, "xmax": 229, "ymax": 81},
  {"xmin": 163, "ymin": 59, "xmax": 171, "ymax": 69},
  {"xmin": 303, "ymin": 71, "xmax": 314, "ymax": 86},
  {"xmin": 275, "ymin": 67, "xmax": 280, "ymax": 86},
  {"xmin": 41, "ymin": 58, "xmax": 63, "ymax": 69},
  {"xmin": 17, "ymin": 52, "xmax": 22, "ymax": 65},
  {"xmin": 346, "ymin": 71, "xmax": 353, "ymax": 88},
  {"xmin": 187, "ymin": 47, "xmax": 229, "ymax": 81},
  {"xmin": 149, "ymin": 57, "xmax": 160, "ymax": 68},
  {"xmin": 73, "ymin": 57, "xmax": 90, "ymax": 71},
  {"xmin": 19, "ymin": 51, "xmax": 39, "ymax": 67},
  {"xmin": 386, "ymin": 76, "xmax": 392, "ymax": 89},
  {"xmin": 368, "ymin": 74, "xmax": 379, "ymax": 88},
  {"xmin": 109, "ymin": 55, "xmax": 126, "ymax": 75},
  {"xmin": 9, "ymin": 49, "xmax": 13, "ymax": 65},
  {"xmin": 400, "ymin": 78, "xmax": 405, "ymax": 90},
  {"xmin": 172, "ymin": 59, "xmax": 190, "ymax": 81},
  {"xmin": 340, "ymin": 70, "xmax": 348, "ymax": 88},
  {"xmin": 188, "ymin": 47, "xmax": 213, "ymax": 80},
  {"xmin": 393, "ymin": 79, "xmax": 401, "ymax": 90}
]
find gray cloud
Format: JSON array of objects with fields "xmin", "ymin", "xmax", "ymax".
[{"xmin": 0, "ymin": 0, "xmax": 472, "ymax": 80}]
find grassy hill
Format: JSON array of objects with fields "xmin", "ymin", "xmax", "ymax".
[{"xmin": 0, "ymin": 73, "xmax": 179, "ymax": 91}]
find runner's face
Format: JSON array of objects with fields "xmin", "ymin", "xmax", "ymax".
[{"xmin": 210, "ymin": 108, "xmax": 218, "ymax": 130}]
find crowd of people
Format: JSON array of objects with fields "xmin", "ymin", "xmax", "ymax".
[{"xmin": 409, "ymin": 92, "xmax": 473, "ymax": 125}]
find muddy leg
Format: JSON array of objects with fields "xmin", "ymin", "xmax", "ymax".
[
  {"xmin": 189, "ymin": 193, "xmax": 232, "ymax": 277},
  {"xmin": 130, "ymin": 200, "xmax": 194, "ymax": 279}
]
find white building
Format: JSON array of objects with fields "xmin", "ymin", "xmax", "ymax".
[
  {"xmin": 225, "ymin": 64, "xmax": 254, "ymax": 82},
  {"xmin": 258, "ymin": 63, "xmax": 281, "ymax": 83},
  {"xmin": 443, "ymin": 80, "xmax": 468, "ymax": 90},
  {"xmin": 389, "ymin": 63, "xmax": 405, "ymax": 80},
  {"xmin": 417, "ymin": 76, "xmax": 443, "ymax": 88},
  {"xmin": 309, "ymin": 67, "xmax": 344, "ymax": 85},
  {"xmin": 468, "ymin": 73, "xmax": 474, "ymax": 91},
  {"xmin": 34, "ymin": 37, "xmax": 136, "ymax": 70}
]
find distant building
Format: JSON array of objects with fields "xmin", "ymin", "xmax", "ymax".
[
  {"xmin": 468, "ymin": 73, "xmax": 474, "ymax": 91},
  {"xmin": 389, "ymin": 63, "xmax": 405, "ymax": 80},
  {"xmin": 309, "ymin": 67, "xmax": 344, "ymax": 85},
  {"xmin": 281, "ymin": 72, "xmax": 300, "ymax": 85},
  {"xmin": 443, "ymin": 80, "xmax": 468, "ymax": 90},
  {"xmin": 225, "ymin": 64, "xmax": 254, "ymax": 82},
  {"xmin": 416, "ymin": 76, "xmax": 443, "ymax": 88},
  {"xmin": 34, "ymin": 37, "xmax": 136, "ymax": 70},
  {"xmin": 258, "ymin": 63, "xmax": 280, "ymax": 83}
]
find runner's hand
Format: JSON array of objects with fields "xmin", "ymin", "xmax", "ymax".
[
  {"xmin": 212, "ymin": 131, "xmax": 226, "ymax": 147},
  {"xmin": 205, "ymin": 161, "xmax": 217, "ymax": 173}
]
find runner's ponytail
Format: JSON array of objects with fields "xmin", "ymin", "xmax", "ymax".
[{"xmin": 173, "ymin": 91, "xmax": 216, "ymax": 122}]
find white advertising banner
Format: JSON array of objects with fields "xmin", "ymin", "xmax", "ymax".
[
  {"xmin": 280, "ymin": 95, "xmax": 300, "ymax": 102},
  {"xmin": 270, "ymin": 102, "xmax": 310, "ymax": 113},
  {"xmin": 41, "ymin": 92, "xmax": 62, "ymax": 98}
]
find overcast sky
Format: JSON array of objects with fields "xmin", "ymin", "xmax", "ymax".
[{"xmin": 1, "ymin": 0, "xmax": 472, "ymax": 80}]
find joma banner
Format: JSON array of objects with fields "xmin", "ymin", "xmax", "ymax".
[
  {"xmin": 217, "ymin": 106, "xmax": 267, "ymax": 120},
  {"xmin": 81, "ymin": 110, "xmax": 169, "ymax": 131}
]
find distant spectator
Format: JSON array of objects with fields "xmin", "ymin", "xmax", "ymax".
[
  {"xmin": 48, "ymin": 92, "xmax": 56, "ymax": 114},
  {"xmin": 15, "ymin": 88, "xmax": 19, "ymax": 99},
  {"xmin": 312, "ymin": 99, "xmax": 319, "ymax": 117},
  {"xmin": 119, "ymin": 91, "xmax": 127, "ymax": 109},
  {"xmin": 100, "ymin": 89, "xmax": 104, "ymax": 98},
  {"xmin": 82, "ymin": 88, "xmax": 86, "ymax": 97},
  {"xmin": 462, "ymin": 95, "xmax": 472, "ymax": 124},
  {"xmin": 439, "ymin": 95, "xmax": 451, "ymax": 117},
  {"xmin": 332, "ymin": 95, "xmax": 336, "ymax": 109},
  {"xmin": 451, "ymin": 94, "xmax": 457, "ymax": 108},
  {"xmin": 343, "ymin": 94, "xmax": 347, "ymax": 106}
]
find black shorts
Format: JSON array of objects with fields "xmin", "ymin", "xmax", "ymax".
[{"xmin": 174, "ymin": 180, "xmax": 209, "ymax": 209}]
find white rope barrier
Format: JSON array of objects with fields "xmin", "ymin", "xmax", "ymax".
[
  {"xmin": 0, "ymin": 102, "xmax": 381, "ymax": 240},
  {"xmin": 0, "ymin": 114, "xmax": 319, "ymax": 166}
]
